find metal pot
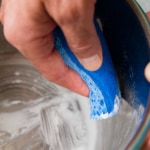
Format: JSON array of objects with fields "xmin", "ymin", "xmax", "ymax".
[{"xmin": 0, "ymin": 0, "xmax": 149, "ymax": 149}]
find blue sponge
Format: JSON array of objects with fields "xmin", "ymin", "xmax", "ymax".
[{"xmin": 53, "ymin": 19, "xmax": 121, "ymax": 119}]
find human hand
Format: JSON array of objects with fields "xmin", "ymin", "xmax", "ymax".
[
  {"xmin": 0, "ymin": 0, "xmax": 103, "ymax": 96},
  {"xmin": 141, "ymin": 62, "xmax": 150, "ymax": 150},
  {"xmin": 144, "ymin": 10, "xmax": 150, "ymax": 149},
  {"xmin": 146, "ymin": 11, "xmax": 150, "ymax": 21}
]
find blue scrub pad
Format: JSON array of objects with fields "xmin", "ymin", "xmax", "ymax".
[{"xmin": 53, "ymin": 19, "xmax": 121, "ymax": 119}]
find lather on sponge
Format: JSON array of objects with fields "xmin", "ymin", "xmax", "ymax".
[{"xmin": 53, "ymin": 19, "xmax": 121, "ymax": 119}]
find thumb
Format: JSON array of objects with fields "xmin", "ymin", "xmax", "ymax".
[{"xmin": 60, "ymin": 19, "xmax": 103, "ymax": 71}]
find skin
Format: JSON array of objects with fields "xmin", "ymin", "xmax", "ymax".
[
  {"xmin": 141, "ymin": 130, "xmax": 150, "ymax": 150},
  {"xmin": 0, "ymin": 0, "xmax": 103, "ymax": 97},
  {"xmin": 0, "ymin": 0, "xmax": 149, "ymax": 149},
  {"xmin": 146, "ymin": 11, "xmax": 150, "ymax": 22},
  {"xmin": 142, "ymin": 62, "xmax": 150, "ymax": 150},
  {"xmin": 142, "ymin": 12, "xmax": 150, "ymax": 150}
]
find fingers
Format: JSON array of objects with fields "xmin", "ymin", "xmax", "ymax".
[
  {"xmin": 1, "ymin": 0, "xmax": 89, "ymax": 96},
  {"xmin": 23, "ymin": 35, "xmax": 89, "ymax": 96},
  {"xmin": 143, "ymin": 63, "xmax": 150, "ymax": 150},
  {"xmin": 31, "ymin": 48, "xmax": 89, "ymax": 96},
  {"xmin": 61, "ymin": 19, "xmax": 103, "ymax": 71},
  {"xmin": 24, "ymin": 36, "xmax": 89, "ymax": 96},
  {"xmin": 144, "ymin": 62, "xmax": 150, "ymax": 82},
  {"xmin": 44, "ymin": 0, "xmax": 103, "ymax": 71},
  {"xmin": 146, "ymin": 11, "xmax": 150, "ymax": 21}
]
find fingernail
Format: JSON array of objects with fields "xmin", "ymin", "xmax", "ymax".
[{"xmin": 79, "ymin": 53, "xmax": 102, "ymax": 71}]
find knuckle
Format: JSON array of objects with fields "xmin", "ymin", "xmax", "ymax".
[{"xmin": 57, "ymin": 6, "xmax": 80, "ymax": 25}]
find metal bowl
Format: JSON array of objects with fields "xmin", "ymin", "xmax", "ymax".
[{"xmin": 0, "ymin": 0, "xmax": 149, "ymax": 150}]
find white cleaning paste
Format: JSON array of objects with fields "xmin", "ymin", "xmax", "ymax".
[{"xmin": 0, "ymin": 92, "xmax": 144, "ymax": 150}]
